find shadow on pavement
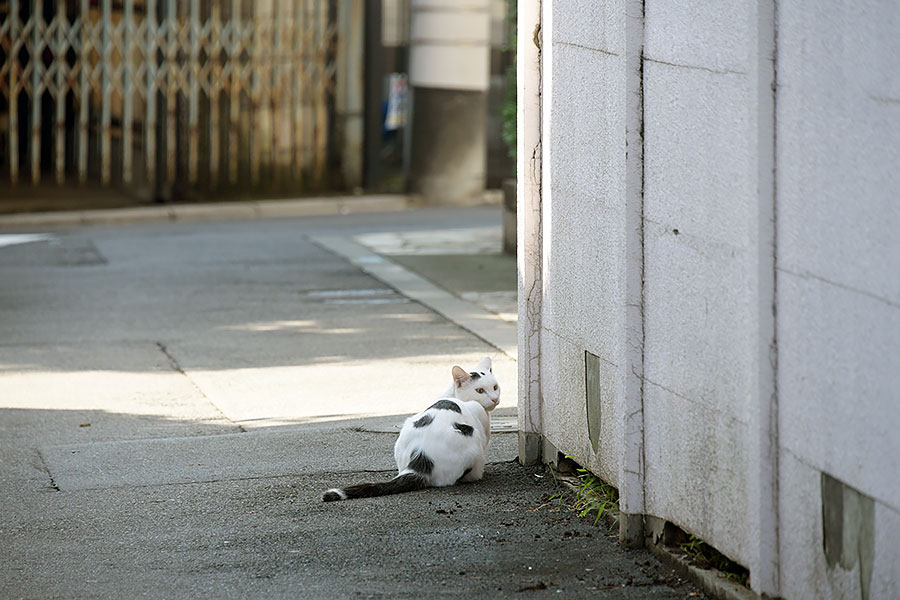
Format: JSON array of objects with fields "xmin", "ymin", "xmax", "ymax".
[{"xmin": 0, "ymin": 406, "xmax": 703, "ymax": 599}]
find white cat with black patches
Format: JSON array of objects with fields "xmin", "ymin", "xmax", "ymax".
[{"xmin": 322, "ymin": 357, "xmax": 501, "ymax": 501}]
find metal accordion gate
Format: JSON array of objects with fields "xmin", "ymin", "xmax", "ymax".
[{"xmin": 0, "ymin": 0, "xmax": 340, "ymax": 197}]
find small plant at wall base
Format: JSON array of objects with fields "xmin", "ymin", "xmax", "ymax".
[
  {"xmin": 549, "ymin": 457, "xmax": 620, "ymax": 531},
  {"xmin": 571, "ymin": 467, "xmax": 619, "ymax": 529}
]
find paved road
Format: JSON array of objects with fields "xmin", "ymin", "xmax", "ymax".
[{"xmin": 0, "ymin": 205, "xmax": 704, "ymax": 598}]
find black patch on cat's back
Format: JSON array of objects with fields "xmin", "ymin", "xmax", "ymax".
[
  {"xmin": 408, "ymin": 451, "xmax": 434, "ymax": 475},
  {"xmin": 429, "ymin": 399, "xmax": 461, "ymax": 413},
  {"xmin": 413, "ymin": 414, "xmax": 433, "ymax": 428},
  {"xmin": 453, "ymin": 422, "xmax": 474, "ymax": 436}
]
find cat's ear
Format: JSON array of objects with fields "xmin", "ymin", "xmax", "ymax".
[
  {"xmin": 476, "ymin": 356, "xmax": 492, "ymax": 373},
  {"xmin": 452, "ymin": 366, "xmax": 470, "ymax": 388}
]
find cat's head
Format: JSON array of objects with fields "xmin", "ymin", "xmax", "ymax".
[{"xmin": 451, "ymin": 357, "xmax": 500, "ymax": 411}]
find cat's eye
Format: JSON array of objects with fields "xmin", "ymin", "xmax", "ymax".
[
  {"xmin": 476, "ymin": 388, "xmax": 484, "ymax": 394},
  {"xmin": 493, "ymin": 385, "xmax": 498, "ymax": 391}
]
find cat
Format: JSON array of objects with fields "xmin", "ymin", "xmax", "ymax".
[{"xmin": 322, "ymin": 357, "xmax": 501, "ymax": 501}]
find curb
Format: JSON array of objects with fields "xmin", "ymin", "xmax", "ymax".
[
  {"xmin": 312, "ymin": 234, "xmax": 517, "ymax": 361},
  {"xmin": 645, "ymin": 543, "xmax": 759, "ymax": 600},
  {"xmin": 0, "ymin": 194, "xmax": 411, "ymax": 230}
]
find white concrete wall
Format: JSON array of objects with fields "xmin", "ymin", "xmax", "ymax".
[
  {"xmin": 775, "ymin": 3, "xmax": 900, "ymax": 599},
  {"xmin": 641, "ymin": 0, "xmax": 759, "ymax": 568},
  {"xmin": 521, "ymin": 0, "xmax": 900, "ymax": 597},
  {"xmin": 538, "ymin": 0, "xmax": 627, "ymax": 490}
]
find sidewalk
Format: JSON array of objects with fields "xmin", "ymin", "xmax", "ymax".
[
  {"xmin": 0, "ymin": 193, "xmax": 411, "ymax": 230},
  {"xmin": 0, "ymin": 202, "xmax": 705, "ymax": 599},
  {"xmin": 316, "ymin": 226, "xmax": 518, "ymax": 359}
]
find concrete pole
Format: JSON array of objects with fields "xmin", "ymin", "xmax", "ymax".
[
  {"xmin": 407, "ymin": 0, "xmax": 491, "ymax": 204},
  {"xmin": 749, "ymin": 0, "xmax": 781, "ymax": 594},
  {"xmin": 619, "ymin": 0, "xmax": 646, "ymax": 548},
  {"xmin": 517, "ymin": 0, "xmax": 543, "ymax": 465}
]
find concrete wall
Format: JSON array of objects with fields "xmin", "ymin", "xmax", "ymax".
[
  {"xmin": 538, "ymin": 0, "xmax": 627, "ymax": 491},
  {"xmin": 775, "ymin": 3, "xmax": 900, "ymax": 599},
  {"xmin": 641, "ymin": 0, "xmax": 760, "ymax": 569},
  {"xmin": 519, "ymin": 1, "xmax": 900, "ymax": 597}
]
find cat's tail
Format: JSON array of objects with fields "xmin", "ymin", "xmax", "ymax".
[
  {"xmin": 322, "ymin": 472, "xmax": 427, "ymax": 502},
  {"xmin": 322, "ymin": 450, "xmax": 433, "ymax": 502}
]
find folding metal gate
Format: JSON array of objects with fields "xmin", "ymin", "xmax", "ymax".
[{"xmin": 0, "ymin": 0, "xmax": 339, "ymax": 196}]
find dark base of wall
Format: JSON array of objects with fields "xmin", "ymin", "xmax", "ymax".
[
  {"xmin": 535, "ymin": 440, "xmax": 758, "ymax": 599},
  {"xmin": 518, "ymin": 431, "xmax": 541, "ymax": 466}
]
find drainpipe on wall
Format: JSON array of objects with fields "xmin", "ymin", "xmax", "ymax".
[{"xmin": 516, "ymin": 0, "xmax": 542, "ymax": 465}]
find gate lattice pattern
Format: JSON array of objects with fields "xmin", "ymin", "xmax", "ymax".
[{"xmin": 0, "ymin": 0, "xmax": 336, "ymax": 195}]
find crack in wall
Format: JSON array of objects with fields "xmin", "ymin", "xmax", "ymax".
[
  {"xmin": 640, "ymin": 376, "xmax": 750, "ymax": 429},
  {"xmin": 555, "ymin": 40, "xmax": 619, "ymax": 58},
  {"xmin": 643, "ymin": 56, "xmax": 747, "ymax": 77},
  {"xmin": 777, "ymin": 266, "xmax": 900, "ymax": 310}
]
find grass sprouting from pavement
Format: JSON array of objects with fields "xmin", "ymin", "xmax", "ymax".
[
  {"xmin": 549, "ymin": 458, "xmax": 619, "ymax": 531},
  {"xmin": 548, "ymin": 456, "xmax": 750, "ymax": 589}
]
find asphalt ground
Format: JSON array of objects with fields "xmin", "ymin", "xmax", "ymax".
[{"xmin": 0, "ymin": 202, "xmax": 706, "ymax": 599}]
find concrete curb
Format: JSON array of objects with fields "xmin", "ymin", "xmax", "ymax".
[
  {"xmin": 645, "ymin": 543, "xmax": 759, "ymax": 600},
  {"xmin": 312, "ymin": 234, "xmax": 517, "ymax": 360},
  {"xmin": 0, "ymin": 194, "xmax": 411, "ymax": 230}
]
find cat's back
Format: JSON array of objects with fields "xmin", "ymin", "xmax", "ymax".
[
  {"xmin": 395, "ymin": 398, "xmax": 487, "ymax": 473},
  {"xmin": 398, "ymin": 398, "xmax": 485, "ymax": 440}
]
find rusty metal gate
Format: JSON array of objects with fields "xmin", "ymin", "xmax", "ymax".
[{"xmin": 0, "ymin": 0, "xmax": 345, "ymax": 197}]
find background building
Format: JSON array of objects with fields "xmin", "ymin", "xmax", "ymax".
[{"xmin": 0, "ymin": 0, "xmax": 514, "ymax": 208}]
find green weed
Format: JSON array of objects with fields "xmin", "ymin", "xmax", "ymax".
[{"xmin": 549, "ymin": 458, "xmax": 620, "ymax": 531}]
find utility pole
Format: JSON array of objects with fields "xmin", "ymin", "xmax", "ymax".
[{"xmin": 407, "ymin": 0, "xmax": 490, "ymax": 204}]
